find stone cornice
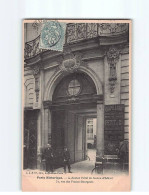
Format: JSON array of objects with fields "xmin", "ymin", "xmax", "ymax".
[
  {"xmin": 24, "ymin": 106, "xmax": 33, "ymax": 111},
  {"xmin": 24, "ymin": 36, "xmax": 128, "ymax": 69},
  {"xmin": 25, "ymin": 54, "xmax": 42, "ymax": 67},
  {"xmin": 99, "ymin": 33, "xmax": 128, "ymax": 46},
  {"xmin": 51, "ymin": 94, "xmax": 103, "ymax": 107},
  {"xmin": 40, "ymin": 50, "xmax": 63, "ymax": 63}
]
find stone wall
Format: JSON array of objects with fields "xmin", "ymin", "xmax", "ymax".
[
  {"xmin": 120, "ymin": 45, "xmax": 129, "ymax": 141},
  {"xmin": 24, "ymin": 23, "xmax": 41, "ymax": 43},
  {"xmin": 24, "ymin": 69, "xmax": 35, "ymax": 107}
]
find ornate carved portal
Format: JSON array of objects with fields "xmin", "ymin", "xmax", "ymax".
[{"xmin": 107, "ymin": 47, "xmax": 120, "ymax": 93}]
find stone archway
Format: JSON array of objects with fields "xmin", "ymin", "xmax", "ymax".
[
  {"xmin": 43, "ymin": 67, "xmax": 104, "ymax": 165},
  {"xmin": 51, "ymin": 72, "xmax": 98, "ymax": 162},
  {"xmin": 44, "ymin": 66, "xmax": 103, "ymax": 102}
]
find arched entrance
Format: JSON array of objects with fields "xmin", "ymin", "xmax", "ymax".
[
  {"xmin": 51, "ymin": 72, "xmax": 97, "ymax": 162},
  {"xmin": 44, "ymin": 71, "xmax": 104, "ymax": 164}
]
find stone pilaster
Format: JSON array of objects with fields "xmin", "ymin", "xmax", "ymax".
[
  {"xmin": 43, "ymin": 100, "xmax": 52, "ymax": 147},
  {"xmin": 37, "ymin": 111, "xmax": 42, "ymax": 169},
  {"xmin": 48, "ymin": 109, "xmax": 52, "ymax": 145},
  {"xmin": 33, "ymin": 65, "xmax": 41, "ymax": 109},
  {"xmin": 44, "ymin": 108, "xmax": 49, "ymax": 146},
  {"xmin": 96, "ymin": 103, "xmax": 104, "ymax": 158}
]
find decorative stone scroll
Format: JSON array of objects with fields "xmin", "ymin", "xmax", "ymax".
[
  {"xmin": 107, "ymin": 47, "xmax": 120, "ymax": 93},
  {"xmin": 33, "ymin": 65, "xmax": 40, "ymax": 75},
  {"xmin": 59, "ymin": 48, "xmax": 83, "ymax": 73}
]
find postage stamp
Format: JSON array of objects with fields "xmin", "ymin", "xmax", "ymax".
[{"xmin": 39, "ymin": 21, "xmax": 66, "ymax": 51}]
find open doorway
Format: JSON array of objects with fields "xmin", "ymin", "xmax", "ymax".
[{"xmin": 86, "ymin": 118, "xmax": 97, "ymax": 161}]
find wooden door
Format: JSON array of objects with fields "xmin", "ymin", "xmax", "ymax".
[
  {"xmin": 67, "ymin": 111, "xmax": 75, "ymax": 162},
  {"xmin": 75, "ymin": 115, "xmax": 85, "ymax": 162},
  {"xmin": 51, "ymin": 110, "xmax": 65, "ymax": 150}
]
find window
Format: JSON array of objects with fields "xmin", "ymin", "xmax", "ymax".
[
  {"xmin": 68, "ymin": 79, "xmax": 81, "ymax": 96},
  {"xmin": 86, "ymin": 119, "xmax": 93, "ymax": 140},
  {"xmin": 87, "ymin": 125, "xmax": 93, "ymax": 133},
  {"xmin": 87, "ymin": 120, "xmax": 93, "ymax": 125}
]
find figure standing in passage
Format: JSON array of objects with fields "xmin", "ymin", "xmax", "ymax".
[
  {"xmin": 63, "ymin": 146, "xmax": 72, "ymax": 173},
  {"xmin": 44, "ymin": 144, "xmax": 54, "ymax": 172}
]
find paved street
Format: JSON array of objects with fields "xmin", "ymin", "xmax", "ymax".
[
  {"xmin": 55, "ymin": 149, "xmax": 128, "ymax": 175},
  {"xmin": 56, "ymin": 149, "xmax": 95, "ymax": 174},
  {"xmin": 25, "ymin": 149, "xmax": 128, "ymax": 175}
]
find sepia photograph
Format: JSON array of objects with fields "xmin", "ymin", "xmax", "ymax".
[
  {"xmin": 2, "ymin": 0, "xmax": 149, "ymax": 192},
  {"xmin": 22, "ymin": 19, "xmax": 131, "ymax": 191}
]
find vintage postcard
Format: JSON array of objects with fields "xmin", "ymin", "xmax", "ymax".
[{"xmin": 22, "ymin": 19, "xmax": 131, "ymax": 191}]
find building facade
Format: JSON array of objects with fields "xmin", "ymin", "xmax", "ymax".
[{"xmin": 23, "ymin": 22, "xmax": 130, "ymax": 170}]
